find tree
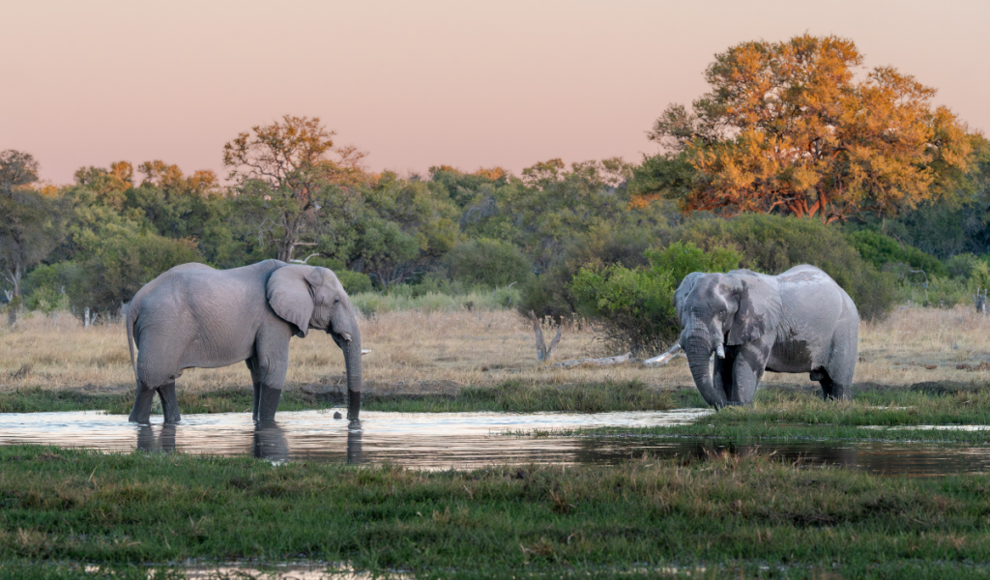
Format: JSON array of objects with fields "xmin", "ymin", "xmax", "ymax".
[
  {"xmin": 223, "ymin": 115, "xmax": 367, "ymax": 262},
  {"xmin": 0, "ymin": 150, "xmax": 39, "ymax": 194},
  {"xmin": 73, "ymin": 161, "xmax": 134, "ymax": 209},
  {"xmin": 0, "ymin": 151, "xmax": 62, "ymax": 300},
  {"xmin": 345, "ymin": 172, "xmax": 459, "ymax": 287},
  {"xmin": 125, "ymin": 161, "xmax": 241, "ymax": 267},
  {"xmin": 639, "ymin": 34, "xmax": 976, "ymax": 223}
]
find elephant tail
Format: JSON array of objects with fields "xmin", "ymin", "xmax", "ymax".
[{"xmin": 125, "ymin": 299, "xmax": 138, "ymax": 384}]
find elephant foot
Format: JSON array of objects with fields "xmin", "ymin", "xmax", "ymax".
[
  {"xmin": 157, "ymin": 383, "xmax": 181, "ymax": 424},
  {"xmin": 129, "ymin": 386, "xmax": 156, "ymax": 425},
  {"xmin": 256, "ymin": 388, "xmax": 282, "ymax": 423}
]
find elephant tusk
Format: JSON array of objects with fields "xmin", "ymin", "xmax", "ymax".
[
  {"xmin": 341, "ymin": 332, "xmax": 352, "ymax": 342},
  {"xmin": 716, "ymin": 344, "xmax": 725, "ymax": 359}
]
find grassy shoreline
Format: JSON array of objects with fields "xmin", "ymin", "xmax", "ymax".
[
  {"xmin": 4, "ymin": 445, "xmax": 990, "ymax": 579},
  {"xmin": 6, "ymin": 381, "xmax": 990, "ymax": 444},
  {"xmin": 0, "ymin": 380, "xmax": 693, "ymax": 415}
]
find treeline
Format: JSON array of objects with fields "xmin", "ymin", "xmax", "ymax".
[{"xmin": 3, "ymin": 34, "xmax": 990, "ymax": 353}]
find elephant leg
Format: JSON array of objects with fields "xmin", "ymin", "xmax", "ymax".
[
  {"xmin": 252, "ymin": 324, "xmax": 291, "ymax": 423},
  {"xmin": 819, "ymin": 371, "xmax": 851, "ymax": 401},
  {"xmin": 713, "ymin": 348, "xmax": 736, "ymax": 401},
  {"xmin": 246, "ymin": 357, "xmax": 262, "ymax": 421},
  {"xmin": 156, "ymin": 380, "xmax": 181, "ymax": 424},
  {"xmin": 730, "ymin": 340, "xmax": 772, "ymax": 404},
  {"xmin": 128, "ymin": 382, "xmax": 158, "ymax": 424}
]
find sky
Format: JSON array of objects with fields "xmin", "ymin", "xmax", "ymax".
[{"xmin": 2, "ymin": 0, "xmax": 988, "ymax": 185}]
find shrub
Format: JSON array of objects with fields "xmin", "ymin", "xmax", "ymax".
[
  {"xmin": 571, "ymin": 264, "xmax": 677, "ymax": 356},
  {"xmin": 570, "ymin": 242, "xmax": 739, "ymax": 355},
  {"xmin": 844, "ymin": 229, "xmax": 947, "ymax": 278},
  {"xmin": 81, "ymin": 233, "xmax": 201, "ymax": 314},
  {"xmin": 445, "ymin": 238, "xmax": 532, "ymax": 288},
  {"xmin": 945, "ymin": 253, "xmax": 979, "ymax": 279},
  {"xmin": 644, "ymin": 241, "xmax": 741, "ymax": 287},
  {"xmin": 517, "ymin": 222, "xmax": 659, "ymax": 323}
]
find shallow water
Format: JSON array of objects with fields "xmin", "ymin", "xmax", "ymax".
[{"xmin": 1, "ymin": 409, "xmax": 989, "ymax": 476}]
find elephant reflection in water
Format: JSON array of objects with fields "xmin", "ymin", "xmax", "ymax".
[
  {"xmin": 136, "ymin": 424, "xmax": 176, "ymax": 453},
  {"xmin": 135, "ymin": 420, "xmax": 364, "ymax": 464},
  {"xmin": 252, "ymin": 420, "xmax": 363, "ymax": 463}
]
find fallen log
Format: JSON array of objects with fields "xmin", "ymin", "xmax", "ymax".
[
  {"xmin": 550, "ymin": 351, "xmax": 632, "ymax": 369},
  {"xmin": 643, "ymin": 343, "xmax": 685, "ymax": 366}
]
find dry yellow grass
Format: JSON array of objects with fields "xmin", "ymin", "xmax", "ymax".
[{"xmin": 1, "ymin": 305, "xmax": 989, "ymax": 396}]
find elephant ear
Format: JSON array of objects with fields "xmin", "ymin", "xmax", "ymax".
[
  {"xmin": 266, "ymin": 265, "xmax": 317, "ymax": 338},
  {"xmin": 674, "ymin": 272, "xmax": 705, "ymax": 325},
  {"xmin": 727, "ymin": 276, "xmax": 782, "ymax": 345}
]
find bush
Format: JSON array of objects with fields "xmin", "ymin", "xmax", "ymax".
[
  {"xmin": 844, "ymin": 229, "xmax": 947, "ymax": 278},
  {"xmin": 22, "ymin": 263, "xmax": 78, "ymax": 313},
  {"xmin": 350, "ymin": 285, "xmax": 521, "ymax": 316},
  {"xmin": 445, "ymin": 238, "xmax": 532, "ymax": 288},
  {"xmin": 571, "ymin": 264, "xmax": 677, "ymax": 355},
  {"xmin": 517, "ymin": 222, "xmax": 660, "ymax": 323},
  {"xmin": 81, "ymin": 233, "xmax": 201, "ymax": 314},
  {"xmin": 570, "ymin": 242, "xmax": 739, "ymax": 355},
  {"xmin": 644, "ymin": 241, "xmax": 741, "ymax": 287},
  {"xmin": 945, "ymin": 253, "xmax": 979, "ymax": 279}
]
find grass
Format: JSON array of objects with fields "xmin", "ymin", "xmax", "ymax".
[
  {"xmin": 4, "ymin": 305, "xmax": 990, "ymax": 404},
  {"xmin": 4, "ymin": 445, "xmax": 990, "ymax": 579},
  {"xmin": 565, "ymin": 383, "xmax": 990, "ymax": 445},
  {"xmin": 0, "ymin": 380, "xmax": 692, "ymax": 416}
]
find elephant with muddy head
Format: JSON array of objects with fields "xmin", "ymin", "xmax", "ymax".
[
  {"xmin": 125, "ymin": 260, "xmax": 362, "ymax": 424},
  {"xmin": 673, "ymin": 265, "xmax": 858, "ymax": 408}
]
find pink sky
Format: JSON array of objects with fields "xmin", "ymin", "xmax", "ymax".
[{"xmin": 2, "ymin": 1, "xmax": 988, "ymax": 185}]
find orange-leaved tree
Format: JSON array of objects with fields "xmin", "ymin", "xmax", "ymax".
[
  {"xmin": 223, "ymin": 115, "xmax": 367, "ymax": 262},
  {"xmin": 637, "ymin": 34, "xmax": 977, "ymax": 223}
]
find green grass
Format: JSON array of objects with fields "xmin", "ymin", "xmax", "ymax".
[
  {"xmin": 573, "ymin": 383, "xmax": 990, "ymax": 444},
  {"xmin": 0, "ymin": 381, "xmax": 693, "ymax": 416},
  {"xmin": 5, "ymin": 445, "xmax": 990, "ymax": 579}
]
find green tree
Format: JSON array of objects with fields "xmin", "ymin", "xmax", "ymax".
[
  {"xmin": 223, "ymin": 115, "xmax": 367, "ymax": 262},
  {"xmin": 445, "ymin": 238, "xmax": 532, "ymax": 288},
  {"xmin": 345, "ymin": 173, "xmax": 459, "ymax": 287},
  {"xmin": 0, "ymin": 150, "xmax": 63, "ymax": 299},
  {"xmin": 123, "ymin": 161, "xmax": 241, "ymax": 267}
]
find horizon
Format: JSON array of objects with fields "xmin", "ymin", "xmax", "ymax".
[{"xmin": 2, "ymin": 0, "xmax": 988, "ymax": 185}]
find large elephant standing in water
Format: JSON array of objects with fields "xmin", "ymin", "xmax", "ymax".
[
  {"xmin": 673, "ymin": 265, "xmax": 858, "ymax": 408},
  {"xmin": 125, "ymin": 260, "xmax": 363, "ymax": 424}
]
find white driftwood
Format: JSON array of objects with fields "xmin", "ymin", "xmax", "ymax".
[
  {"xmin": 643, "ymin": 343, "xmax": 685, "ymax": 366},
  {"xmin": 550, "ymin": 351, "xmax": 632, "ymax": 369},
  {"xmin": 361, "ymin": 350, "xmax": 371, "ymax": 356},
  {"xmin": 528, "ymin": 310, "xmax": 562, "ymax": 363}
]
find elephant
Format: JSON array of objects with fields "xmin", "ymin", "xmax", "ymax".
[
  {"xmin": 673, "ymin": 264, "xmax": 858, "ymax": 408},
  {"xmin": 125, "ymin": 260, "xmax": 362, "ymax": 425}
]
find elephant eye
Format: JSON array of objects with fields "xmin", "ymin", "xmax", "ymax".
[{"xmin": 334, "ymin": 297, "xmax": 341, "ymax": 304}]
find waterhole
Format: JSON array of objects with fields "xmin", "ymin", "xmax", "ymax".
[{"xmin": 0, "ymin": 409, "xmax": 988, "ymax": 476}]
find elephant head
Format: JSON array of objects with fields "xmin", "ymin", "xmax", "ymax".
[
  {"xmin": 673, "ymin": 270, "xmax": 781, "ymax": 408},
  {"xmin": 267, "ymin": 265, "xmax": 363, "ymax": 420}
]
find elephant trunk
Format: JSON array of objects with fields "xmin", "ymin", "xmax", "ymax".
[
  {"xmin": 342, "ymin": 328, "xmax": 363, "ymax": 422},
  {"xmin": 686, "ymin": 337, "xmax": 727, "ymax": 409}
]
